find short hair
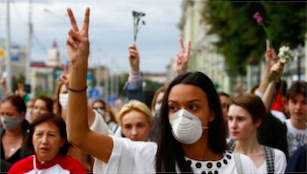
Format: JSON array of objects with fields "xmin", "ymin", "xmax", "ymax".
[
  {"xmin": 26, "ymin": 113, "xmax": 70, "ymax": 155},
  {"xmin": 118, "ymin": 100, "xmax": 152, "ymax": 127},
  {"xmin": 286, "ymin": 81, "xmax": 307, "ymax": 102},
  {"xmin": 36, "ymin": 95, "xmax": 54, "ymax": 113},
  {"xmin": 151, "ymin": 86, "xmax": 167, "ymax": 116},
  {"xmin": 251, "ymin": 84, "xmax": 260, "ymax": 94},
  {"xmin": 229, "ymin": 94, "xmax": 266, "ymax": 125}
]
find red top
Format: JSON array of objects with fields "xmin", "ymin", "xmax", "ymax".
[{"xmin": 8, "ymin": 154, "xmax": 86, "ymax": 174}]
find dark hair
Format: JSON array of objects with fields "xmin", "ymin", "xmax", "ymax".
[
  {"xmin": 155, "ymin": 72, "xmax": 227, "ymax": 173},
  {"xmin": 229, "ymin": 94, "xmax": 266, "ymax": 126},
  {"xmin": 36, "ymin": 95, "xmax": 54, "ymax": 113},
  {"xmin": 26, "ymin": 113, "xmax": 70, "ymax": 155},
  {"xmin": 1, "ymin": 95, "xmax": 29, "ymax": 129},
  {"xmin": 218, "ymin": 91, "xmax": 230, "ymax": 98},
  {"xmin": 93, "ymin": 100, "xmax": 106, "ymax": 109},
  {"xmin": 251, "ymin": 84, "xmax": 260, "ymax": 94},
  {"xmin": 2, "ymin": 95, "xmax": 27, "ymax": 113},
  {"xmin": 286, "ymin": 81, "xmax": 306, "ymax": 102}
]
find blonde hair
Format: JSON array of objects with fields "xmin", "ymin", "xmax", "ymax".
[{"xmin": 118, "ymin": 100, "xmax": 152, "ymax": 127}]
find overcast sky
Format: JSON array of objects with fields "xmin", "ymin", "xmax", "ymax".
[{"xmin": 0, "ymin": 0, "xmax": 183, "ymax": 73}]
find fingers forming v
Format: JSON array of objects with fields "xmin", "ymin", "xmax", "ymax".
[
  {"xmin": 82, "ymin": 7, "xmax": 90, "ymax": 34},
  {"xmin": 62, "ymin": 64, "xmax": 69, "ymax": 74},
  {"xmin": 67, "ymin": 8, "xmax": 79, "ymax": 32},
  {"xmin": 179, "ymin": 38, "xmax": 185, "ymax": 53}
]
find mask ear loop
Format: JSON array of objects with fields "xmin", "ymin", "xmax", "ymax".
[{"xmin": 202, "ymin": 126, "xmax": 209, "ymax": 130}]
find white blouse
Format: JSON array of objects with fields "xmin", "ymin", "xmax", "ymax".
[{"xmin": 93, "ymin": 136, "xmax": 257, "ymax": 174}]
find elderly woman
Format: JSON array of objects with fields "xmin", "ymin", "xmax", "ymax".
[{"xmin": 8, "ymin": 113, "xmax": 86, "ymax": 173}]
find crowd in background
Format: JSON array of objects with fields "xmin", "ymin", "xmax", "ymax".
[{"xmin": 0, "ymin": 7, "xmax": 306, "ymax": 174}]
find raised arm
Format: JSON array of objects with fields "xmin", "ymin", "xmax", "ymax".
[
  {"xmin": 124, "ymin": 44, "xmax": 144, "ymax": 102},
  {"xmin": 57, "ymin": 63, "xmax": 96, "ymax": 127},
  {"xmin": 175, "ymin": 38, "xmax": 191, "ymax": 75},
  {"xmin": 257, "ymin": 48, "xmax": 277, "ymax": 95},
  {"xmin": 262, "ymin": 61, "xmax": 283, "ymax": 112},
  {"xmin": 66, "ymin": 7, "xmax": 113, "ymax": 163}
]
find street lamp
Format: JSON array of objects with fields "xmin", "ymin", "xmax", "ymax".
[{"xmin": 43, "ymin": 8, "xmax": 68, "ymax": 24}]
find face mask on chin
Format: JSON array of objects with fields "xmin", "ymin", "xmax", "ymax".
[
  {"xmin": 1, "ymin": 115, "xmax": 22, "ymax": 131},
  {"xmin": 169, "ymin": 109, "xmax": 209, "ymax": 144}
]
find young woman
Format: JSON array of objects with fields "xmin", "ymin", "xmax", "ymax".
[
  {"xmin": 228, "ymin": 94, "xmax": 287, "ymax": 173},
  {"xmin": 115, "ymin": 100, "xmax": 152, "ymax": 141},
  {"xmin": 8, "ymin": 113, "xmax": 86, "ymax": 173},
  {"xmin": 0, "ymin": 96, "xmax": 34, "ymax": 167},
  {"xmin": 65, "ymin": 7, "xmax": 257, "ymax": 174},
  {"xmin": 31, "ymin": 95, "xmax": 53, "ymax": 123}
]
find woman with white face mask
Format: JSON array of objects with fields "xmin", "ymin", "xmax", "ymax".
[
  {"xmin": 65, "ymin": 9, "xmax": 257, "ymax": 173},
  {"xmin": 0, "ymin": 96, "xmax": 34, "ymax": 169}
]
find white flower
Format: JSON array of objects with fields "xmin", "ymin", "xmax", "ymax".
[{"xmin": 280, "ymin": 57, "xmax": 286, "ymax": 63}]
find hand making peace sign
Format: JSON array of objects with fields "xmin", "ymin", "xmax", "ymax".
[
  {"xmin": 66, "ymin": 7, "xmax": 90, "ymax": 65},
  {"xmin": 175, "ymin": 38, "xmax": 191, "ymax": 75}
]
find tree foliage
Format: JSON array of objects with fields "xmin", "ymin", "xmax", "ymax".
[{"xmin": 203, "ymin": 1, "xmax": 306, "ymax": 75}]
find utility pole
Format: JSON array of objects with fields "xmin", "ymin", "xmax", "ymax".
[
  {"xmin": 5, "ymin": 0, "xmax": 12, "ymax": 93},
  {"xmin": 26, "ymin": 0, "xmax": 33, "ymax": 85}
]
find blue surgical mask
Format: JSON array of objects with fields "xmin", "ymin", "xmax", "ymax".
[{"xmin": 1, "ymin": 115, "xmax": 22, "ymax": 131}]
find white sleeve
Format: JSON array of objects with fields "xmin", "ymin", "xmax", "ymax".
[
  {"xmin": 240, "ymin": 154, "xmax": 257, "ymax": 174},
  {"xmin": 104, "ymin": 136, "xmax": 156, "ymax": 173},
  {"xmin": 90, "ymin": 109, "xmax": 113, "ymax": 135},
  {"xmin": 274, "ymin": 148, "xmax": 287, "ymax": 174},
  {"xmin": 255, "ymin": 90, "xmax": 264, "ymax": 98}
]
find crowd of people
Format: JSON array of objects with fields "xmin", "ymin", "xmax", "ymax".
[{"xmin": 0, "ymin": 7, "xmax": 306, "ymax": 174}]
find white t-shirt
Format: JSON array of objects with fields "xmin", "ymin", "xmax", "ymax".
[
  {"xmin": 94, "ymin": 136, "xmax": 257, "ymax": 174},
  {"xmin": 256, "ymin": 148, "xmax": 287, "ymax": 174},
  {"xmin": 271, "ymin": 110, "xmax": 287, "ymax": 122},
  {"xmin": 285, "ymin": 119, "xmax": 307, "ymax": 157}
]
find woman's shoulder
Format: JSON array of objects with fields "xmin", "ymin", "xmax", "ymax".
[{"xmin": 60, "ymin": 155, "xmax": 86, "ymax": 172}]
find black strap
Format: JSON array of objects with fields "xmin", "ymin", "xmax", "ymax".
[
  {"xmin": 228, "ymin": 139, "xmax": 236, "ymax": 152},
  {"xmin": 263, "ymin": 145, "xmax": 275, "ymax": 173}
]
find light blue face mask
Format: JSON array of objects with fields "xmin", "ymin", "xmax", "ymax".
[{"xmin": 1, "ymin": 115, "xmax": 22, "ymax": 131}]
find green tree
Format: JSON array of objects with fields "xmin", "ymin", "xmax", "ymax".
[{"xmin": 203, "ymin": 2, "xmax": 306, "ymax": 75}]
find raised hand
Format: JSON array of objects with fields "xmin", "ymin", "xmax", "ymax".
[
  {"xmin": 15, "ymin": 83, "xmax": 24, "ymax": 97},
  {"xmin": 265, "ymin": 48, "xmax": 277, "ymax": 68},
  {"xmin": 57, "ymin": 63, "xmax": 70, "ymax": 85},
  {"xmin": 175, "ymin": 38, "xmax": 191, "ymax": 75},
  {"xmin": 66, "ymin": 8, "xmax": 90, "ymax": 65},
  {"xmin": 270, "ymin": 61, "xmax": 283, "ymax": 82},
  {"xmin": 128, "ymin": 44, "xmax": 140, "ymax": 72}
]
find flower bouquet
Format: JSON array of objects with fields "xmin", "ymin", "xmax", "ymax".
[{"xmin": 267, "ymin": 46, "xmax": 294, "ymax": 83}]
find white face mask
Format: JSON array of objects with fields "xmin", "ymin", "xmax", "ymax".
[
  {"xmin": 59, "ymin": 93, "xmax": 69, "ymax": 109},
  {"xmin": 169, "ymin": 109, "xmax": 208, "ymax": 144}
]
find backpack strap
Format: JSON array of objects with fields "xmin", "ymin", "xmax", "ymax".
[
  {"xmin": 234, "ymin": 153, "xmax": 243, "ymax": 174},
  {"xmin": 228, "ymin": 139, "xmax": 236, "ymax": 152},
  {"xmin": 263, "ymin": 145, "xmax": 275, "ymax": 173}
]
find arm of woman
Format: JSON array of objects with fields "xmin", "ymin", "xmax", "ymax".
[{"xmin": 66, "ymin": 7, "xmax": 113, "ymax": 163}]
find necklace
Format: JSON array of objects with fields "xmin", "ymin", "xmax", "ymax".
[{"xmin": 10, "ymin": 144, "xmax": 16, "ymax": 152}]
